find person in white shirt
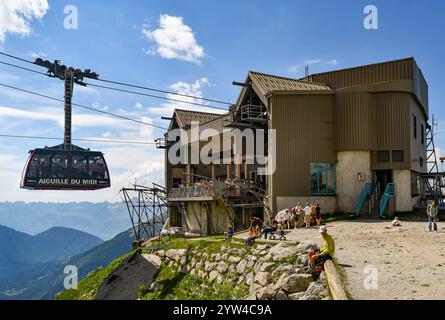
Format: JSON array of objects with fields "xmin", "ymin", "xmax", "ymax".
[
  {"xmin": 282, "ymin": 209, "xmax": 291, "ymax": 229},
  {"xmin": 303, "ymin": 203, "xmax": 312, "ymax": 228}
]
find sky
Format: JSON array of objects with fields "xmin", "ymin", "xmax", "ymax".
[{"xmin": 0, "ymin": 0, "xmax": 445, "ymax": 202}]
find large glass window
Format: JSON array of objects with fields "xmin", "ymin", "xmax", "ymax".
[{"xmin": 311, "ymin": 163, "xmax": 336, "ymax": 195}]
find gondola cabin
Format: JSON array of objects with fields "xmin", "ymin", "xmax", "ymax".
[{"xmin": 21, "ymin": 145, "xmax": 111, "ymax": 190}]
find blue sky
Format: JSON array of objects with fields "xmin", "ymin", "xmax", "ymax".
[{"xmin": 0, "ymin": 0, "xmax": 444, "ymax": 202}]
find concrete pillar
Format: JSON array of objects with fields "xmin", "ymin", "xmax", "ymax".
[{"xmin": 186, "ymin": 164, "xmax": 192, "ymax": 186}]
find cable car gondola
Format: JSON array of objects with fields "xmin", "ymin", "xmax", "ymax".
[
  {"xmin": 20, "ymin": 61, "xmax": 111, "ymax": 191},
  {"xmin": 21, "ymin": 144, "xmax": 110, "ymax": 190}
]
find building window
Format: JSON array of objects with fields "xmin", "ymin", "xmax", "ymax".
[
  {"xmin": 310, "ymin": 163, "xmax": 336, "ymax": 195},
  {"xmin": 413, "ymin": 114, "xmax": 417, "ymax": 139},
  {"xmin": 377, "ymin": 151, "xmax": 390, "ymax": 163},
  {"xmin": 392, "ymin": 150, "xmax": 404, "ymax": 162},
  {"xmin": 420, "ymin": 157, "xmax": 424, "ymax": 168},
  {"xmin": 411, "ymin": 171, "xmax": 421, "ymax": 196},
  {"xmin": 421, "ymin": 124, "xmax": 424, "ymax": 145}
]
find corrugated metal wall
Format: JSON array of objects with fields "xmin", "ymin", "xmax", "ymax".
[
  {"xmin": 271, "ymin": 94, "xmax": 335, "ymax": 196},
  {"xmin": 311, "ymin": 58, "xmax": 414, "ymax": 89}
]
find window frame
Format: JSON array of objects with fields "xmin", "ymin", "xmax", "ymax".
[{"xmin": 310, "ymin": 163, "xmax": 336, "ymax": 196}]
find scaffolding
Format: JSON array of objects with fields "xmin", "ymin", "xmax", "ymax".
[
  {"xmin": 420, "ymin": 117, "xmax": 445, "ymax": 204},
  {"xmin": 120, "ymin": 183, "xmax": 168, "ymax": 241}
]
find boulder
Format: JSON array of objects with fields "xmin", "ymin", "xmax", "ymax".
[
  {"xmin": 260, "ymin": 262, "xmax": 274, "ymax": 272},
  {"xmin": 304, "ymin": 282, "xmax": 327, "ymax": 298},
  {"xmin": 284, "ymin": 274, "xmax": 313, "ymax": 293},
  {"xmin": 246, "ymin": 272, "xmax": 254, "ymax": 286},
  {"xmin": 228, "ymin": 256, "xmax": 242, "ymax": 263},
  {"xmin": 255, "ymin": 284, "xmax": 276, "ymax": 300},
  {"xmin": 288, "ymin": 292, "xmax": 305, "ymax": 300},
  {"xmin": 271, "ymin": 263, "xmax": 293, "ymax": 279},
  {"xmin": 236, "ymin": 260, "xmax": 248, "ymax": 274},
  {"xmin": 230, "ymin": 248, "xmax": 247, "ymax": 256},
  {"xmin": 216, "ymin": 261, "xmax": 229, "ymax": 273},
  {"xmin": 246, "ymin": 260, "xmax": 255, "ymax": 269},
  {"xmin": 275, "ymin": 274, "xmax": 312, "ymax": 294},
  {"xmin": 254, "ymin": 272, "xmax": 271, "ymax": 286},
  {"xmin": 216, "ymin": 274, "xmax": 224, "ymax": 284},
  {"xmin": 275, "ymin": 290, "xmax": 289, "ymax": 300},
  {"xmin": 141, "ymin": 254, "xmax": 162, "ymax": 269},
  {"xmin": 215, "ymin": 253, "xmax": 222, "ymax": 262},
  {"xmin": 237, "ymin": 276, "xmax": 245, "ymax": 285},
  {"xmin": 204, "ymin": 261, "xmax": 216, "ymax": 272},
  {"xmin": 256, "ymin": 244, "xmax": 268, "ymax": 251},
  {"xmin": 296, "ymin": 241, "xmax": 318, "ymax": 253},
  {"xmin": 165, "ymin": 249, "xmax": 188, "ymax": 262},
  {"xmin": 250, "ymin": 283, "xmax": 262, "ymax": 294},
  {"xmin": 209, "ymin": 270, "xmax": 219, "ymax": 282},
  {"xmin": 265, "ymin": 242, "xmax": 298, "ymax": 261},
  {"xmin": 297, "ymin": 254, "xmax": 309, "ymax": 266}
]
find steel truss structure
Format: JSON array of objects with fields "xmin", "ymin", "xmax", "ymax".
[{"xmin": 121, "ymin": 183, "xmax": 168, "ymax": 241}]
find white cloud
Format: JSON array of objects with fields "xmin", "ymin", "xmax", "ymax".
[
  {"xmin": 0, "ymin": 105, "xmax": 136, "ymax": 130},
  {"xmin": 326, "ymin": 59, "xmax": 338, "ymax": 66},
  {"xmin": 0, "ymin": 0, "xmax": 49, "ymax": 42},
  {"xmin": 148, "ymin": 77, "xmax": 224, "ymax": 116},
  {"xmin": 142, "ymin": 14, "xmax": 204, "ymax": 63},
  {"xmin": 29, "ymin": 51, "xmax": 47, "ymax": 58},
  {"xmin": 304, "ymin": 59, "xmax": 321, "ymax": 65},
  {"xmin": 288, "ymin": 58, "xmax": 339, "ymax": 74},
  {"xmin": 288, "ymin": 64, "xmax": 301, "ymax": 73},
  {"xmin": 134, "ymin": 102, "xmax": 143, "ymax": 109}
]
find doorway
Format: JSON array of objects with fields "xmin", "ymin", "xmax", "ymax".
[{"xmin": 374, "ymin": 170, "xmax": 393, "ymax": 193}]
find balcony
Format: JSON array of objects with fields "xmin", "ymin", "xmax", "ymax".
[
  {"xmin": 223, "ymin": 104, "xmax": 267, "ymax": 128},
  {"xmin": 168, "ymin": 185, "xmax": 213, "ymax": 202}
]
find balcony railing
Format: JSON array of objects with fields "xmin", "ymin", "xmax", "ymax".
[
  {"xmin": 168, "ymin": 185, "xmax": 213, "ymax": 201},
  {"xmin": 223, "ymin": 104, "xmax": 267, "ymax": 128}
]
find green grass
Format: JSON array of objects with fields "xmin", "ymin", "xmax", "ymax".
[
  {"xmin": 139, "ymin": 269, "xmax": 249, "ymax": 300},
  {"xmin": 138, "ymin": 238, "xmax": 253, "ymax": 300},
  {"xmin": 332, "ymin": 258, "xmax": 353, "ymax": 300},
  {"xmin": 54, "ymin": 252, "xmax": 133, "ymax": 300}
]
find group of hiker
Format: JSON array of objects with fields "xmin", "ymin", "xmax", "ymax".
[{"xmin": 271, "ymin": 202, "xmax": 323, "ymax": 231}]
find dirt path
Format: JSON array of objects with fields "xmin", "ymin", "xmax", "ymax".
[{"xmin": 237, "ymin": 219, "xmax": 445, "ymax": 299}]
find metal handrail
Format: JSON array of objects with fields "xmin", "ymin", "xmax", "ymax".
[{"xmin": 379, "ymin": 183, "xmax": 396, "ymax": 217}]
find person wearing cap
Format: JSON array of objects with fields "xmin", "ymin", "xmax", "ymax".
[
  {"xmin": 309, "ymin": 226, "xmax": 335, "ymax": 280},
  {"xmin": 318, "ymin": 225, "xmax": 335, "ymax": 259}
]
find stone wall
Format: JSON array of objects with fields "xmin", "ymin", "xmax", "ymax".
[{"xmin": 143, "ymin": 240, "xmax": 330, "ymax": 301}]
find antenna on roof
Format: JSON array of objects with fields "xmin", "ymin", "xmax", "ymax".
[{"xmin": 304, "ymin": 66, "xmax": 310, "ymax": 78}]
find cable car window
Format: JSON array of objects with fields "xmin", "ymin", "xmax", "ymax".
[
  {"xmin": 51, "ymin": 154, "xmax": 68, "ymax": 178},
  {"xmin": 89, "ymin": 156, "xmax": 107, "ymax": 179},
  {"xmin": 29, "ymin": 154, "xmax": 50, "ymax": 177},
  {"xmin": 72, "ymin": 155, "xmax": 88, "ymax": 178}
]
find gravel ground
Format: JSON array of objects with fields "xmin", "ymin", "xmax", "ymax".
[{"xmin": 237, "ymin": 219, "xmax": 445, "ymax": 300}]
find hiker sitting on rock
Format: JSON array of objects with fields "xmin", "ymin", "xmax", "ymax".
[
  {"xmin": 245, "ymin": 225, "xmax": 260, "ymax": 246},
  {"xmin": 308, "ymin": 226, "xmax": 335, "ymax": 280}
]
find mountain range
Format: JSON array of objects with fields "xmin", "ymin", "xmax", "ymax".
[
  {"xmin": 0, "ymin": 201, "xmax": 131, "ymax": 240},
  {"xmin": 0, "ymin": 227, "xmax": 135, "ymax": 300},
  {"xmin": 0, "ymin": 225, "xmax": 103, "ymax": 276}
]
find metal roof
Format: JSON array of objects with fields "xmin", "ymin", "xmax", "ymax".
[
  {"xmin": 248, "ymin": 71, "xmax": 331, "ymax": 96},
  {"xmin": 173, "ymin": 109, "xmax": 222, "ymax": 129}
]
